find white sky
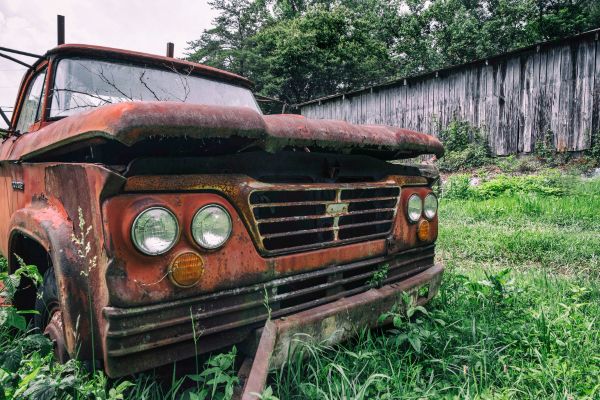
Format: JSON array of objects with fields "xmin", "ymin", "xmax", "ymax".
[{"xmin": 0, "ymin": 0, "xmax": 217, "ymax": 128}]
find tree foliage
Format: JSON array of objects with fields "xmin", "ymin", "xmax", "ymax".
[{"xmin": 187, "ymin": 0, "xmax": 600, "ymax": 107}]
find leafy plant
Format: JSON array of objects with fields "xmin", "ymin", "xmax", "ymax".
[
  {"xmin": 584, "ymin": 130, "xmax": 600, "ymax": 165},
  {"xmin": 368, "ymin": 263, "xmax": 389, "ymax": 288},
  {"xmin": 253, "ymin": 386, "xmax": 279, "ymax": 400},
  {"xmin": 0, "ymin": 255, "xmax": 42, "ymax": 332},
  {"xmin": 442, "ymin": 172, "xmax": 569, "ymax": 200},
  {"xmin": 442, "ymin": 173, "xmax": 472, "ymax": 199},
  {"xmin": 187, "ymin": 347, "xmax": 239, "ymax": 400},
  {"xmin": 437, "ymin": 120, "xmax": 491, "ymax": 172},
  {"xmin": 379, "ymin": 292, "xmax": 445, "ymax": 354}
]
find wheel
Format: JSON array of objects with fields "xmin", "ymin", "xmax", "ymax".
[{"xmin": 35, "ymin": 268, "xmax": 69, "ymax": 363}]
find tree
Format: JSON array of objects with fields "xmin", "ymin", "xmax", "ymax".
[
  {"xmin": 252, "ymin": 5, "xmax": 396, "ymax": 104},
  {"xmin": 186, "ymin": 0, "xmax": 271, "ymax": 79},
  {"xmin": 187, "ymin": 0, "xmax": 600, "ymax": 107}
]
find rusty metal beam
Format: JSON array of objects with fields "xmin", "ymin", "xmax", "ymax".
[
  {"xmin": 0, "ymin": 51, "xmax": 33, "ymax": 68},
  {"xmin": 0, "ymin": 47, "xmax": 43, "ymax": 59},
  {"xmin": 240, "ymin": 321, "xmax": 277, "ymax": 400}
]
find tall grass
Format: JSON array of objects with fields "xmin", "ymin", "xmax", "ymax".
[
  {"xmin": 439, "ymin": 175, "xmax": 600, "ymax": 276},
  {"xmin": 271, "ymin": 270, "xmax": 599, "ymax": 399},
  {"xmin": 270, "ymin": 175, "xmax": 600, "ymax": 399}
]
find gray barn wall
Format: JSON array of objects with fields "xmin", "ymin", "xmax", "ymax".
[{"xmin": 299, "ymin": 31, "xmax": 600, "ymax": 156}]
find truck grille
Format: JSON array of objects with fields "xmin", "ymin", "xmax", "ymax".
[{"xmin": 249, "ymin": 185, "xmax": 400, "ymax": 254}]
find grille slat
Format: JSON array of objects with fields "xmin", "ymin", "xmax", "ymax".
[
  {"xmin": 250, "ymin": 185, "xmax": 400, "ymax": 253},
  {"xmin": 261, "ymin": 220, "xmax": 395, "ymax": 240},
  {"xmin": 252, "ymin": 195, "xmax": 398, "ymax": 208},
  {"xmin": 256, "ymin": 207, "xmax": 397, "ymax": 224}
]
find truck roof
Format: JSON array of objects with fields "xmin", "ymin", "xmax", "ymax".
[{"xmin": 43, "ymin": 44, "xmax": 253, "ymax": 89}]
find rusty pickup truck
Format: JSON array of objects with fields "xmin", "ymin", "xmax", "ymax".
[{"xmin": 0, "ymin": 44, "xmax": 444, "ymax": 382}]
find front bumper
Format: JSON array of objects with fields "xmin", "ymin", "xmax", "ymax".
[
  {"xmin": 102, "ymin": 245, "xmax": 439, "ymax": 377},
  {"xmin": 241, "ymin": 263, "xmax": 444, "ymax": 398}
]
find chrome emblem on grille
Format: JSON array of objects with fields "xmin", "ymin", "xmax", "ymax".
[{"xmin": 326, "ymin": 203, "xmax": 349, "ymax": 216}]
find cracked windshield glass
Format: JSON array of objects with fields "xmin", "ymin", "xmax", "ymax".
[{"xmin": 49, "ymin": 58, "xmax": 260, "ymax": 117}]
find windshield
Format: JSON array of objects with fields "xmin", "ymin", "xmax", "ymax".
[{"xmin": 50, "ymin": 58, "xmax": 260, "ymax": 117}]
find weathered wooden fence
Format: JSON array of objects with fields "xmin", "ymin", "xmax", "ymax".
[{"xmin": 298, "ymin": 29, "xmax": 600, "ymax": 156}]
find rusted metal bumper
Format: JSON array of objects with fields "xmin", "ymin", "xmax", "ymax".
[{"xmin": 240, "ymin": 263, "xmax": 444, "ymax": 399}]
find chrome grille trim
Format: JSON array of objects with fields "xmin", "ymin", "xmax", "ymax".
[{"xmin": 249, "ymin": 184, "xmax": 400, "ymax": 254}]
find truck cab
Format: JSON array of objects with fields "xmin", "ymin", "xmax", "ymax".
[{"xmin": 0, "ymin": 44, "xmax": 444, "ymax": 377}]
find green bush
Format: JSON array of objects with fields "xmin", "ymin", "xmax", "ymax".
[
  {"xmin": 585, "ymin": 131, "xmax": 600, "ymax": 165},
  {"xmin": 437, "ymin": 120, "xmax": 491, "ymax": 172},
  {"xmin": 442, "ymin": 174, "xmax": 472, "ymax": 199},
  {"xmin": 475, "ymin": 174, "xmax": 567, "ymax": 198},
  {"xmin": 442, "ymin": 173, "xmax": 569, "ymax": 200}
]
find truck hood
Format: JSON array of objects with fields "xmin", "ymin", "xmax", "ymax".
[{"xmin": 5, "ymin": 102, "xmax": 444, "ymax": 161}]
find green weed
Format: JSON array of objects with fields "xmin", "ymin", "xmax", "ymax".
[
  {"xmin": 437, "ymin": 120, "xmax": 491, "ymax": 172},
  {"xmin": 270, "ymin": 269, "xmax": 599, "ymax": 399},
  {"xmin": 269, "ymin": 175, "xmax": 600, "ymax": 399}
]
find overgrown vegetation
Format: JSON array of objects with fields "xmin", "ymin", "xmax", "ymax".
[
  {"xmin": 269, "ymin": 174, "xmax": 600, "ymax": 399},
  {"xmin": 437, "ymin": 120, "xmax": 491, "ymax": 172},
  {"xmin": 0, "ymin": 259, "xmax": 241, "ymax": 399},
  {"xmin": 442, "ymin": 172, "xmax": 570, "ymax": 199},
  {"xmin": 435, "ymin": 119, "xmax": 600, "ymax": 174},
  {"xmin": 271, "ymin": 268, "xmax": 599, "ymax": 399}
]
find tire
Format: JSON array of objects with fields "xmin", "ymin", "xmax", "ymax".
[
  {"xmin": 34, "ymin": 268, "xmax": 59, "ymax": 329},
  {"xmin": 34, "ymin": 268, "xmax": 69, "ymax": 363}
]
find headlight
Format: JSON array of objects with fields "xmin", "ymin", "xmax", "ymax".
[
  {"xmin": 131, "ymin": 207, "xmax": 179, "ymax": 255},
  {"xmin": 192, "ymin": 205, "xmax": 232, "ymax": 249},
  {"xmin": 407, "ymin": 194, "xmax": 422, "ymax": 223},
  {"xmin": 423, "ymin": 193, "xmax": 438, "ymax": 220}
]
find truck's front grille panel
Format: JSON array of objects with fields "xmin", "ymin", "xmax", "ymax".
[
  {"xmin": 249, "ymin": 186, "xmax": 400, "ymax": 254},
  {"xmin": 103, "ymin": 246, "xmax": 435, "ymax": 372}
]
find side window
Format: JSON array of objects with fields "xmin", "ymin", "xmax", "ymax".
[{"xmin": 15, "ymin": 69, "xmax": 47, "ymax": 133}]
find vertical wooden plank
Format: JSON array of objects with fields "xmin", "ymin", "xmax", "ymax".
[
  {"xmin": 433, "ymin": 75, "xmax": 438, "ymax": 134},
  {"xmin": 592, "ymin": 35, "xmax": 600, "ymax": 136},
  {"xmin": 548, "ymin": 44, "xmax": 562, "ymax": 150},
  {"xmin": 525, "ymin": 47, "xmax": 541, "ymax": 153},
  {"xmin": 408, "ymin": 80, "xmax": 414, "ymax": 131},
  {"xmin": 484, "ymin": 62, "xmax": 494, "ymax": 150},
  {"xmin": 537, "ymin": 46, "xmax": 551, "ymax": 149},
  {"xmin": 557, "ymin": 44, "xmax": 575, "ymax": 151},
  {"xmin": 575, "ymin": 38, "xmax": 595, "ymax": 150},
  {"xmin": 493, "ymin": 62, "xmax": 503, "ymax": 154}
]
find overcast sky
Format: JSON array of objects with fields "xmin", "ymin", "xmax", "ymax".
[{"xmin": 0, "ymin": 0, "xmax": 217, "ymax": 128}]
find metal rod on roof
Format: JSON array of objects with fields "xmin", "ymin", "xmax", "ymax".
[
  {"xmin": 0, "ymin": 107, "xmax": 11, "ymax": 127},
  {"xmin": 166, "ymin": 42, "xmax": 174, "ymax": 57},
  {"xmin": 57, "ymin": 15, "xmax": 65, "ymax": 45},
  {"xmin": 0, "ymin": 47, "xmax": 42, "ymax": 58},
  {"xmin": 0, "ymin": 52, "xmax": 33, "ymax": 68}
]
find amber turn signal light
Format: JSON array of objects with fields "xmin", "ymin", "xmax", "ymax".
[
  {"xmin": 417, "ymin": 220, "xmax": 430, "ymax": 241},
  {"xmin": 170, "ymin": 252, "xmax": 204, "ymax": 287}
]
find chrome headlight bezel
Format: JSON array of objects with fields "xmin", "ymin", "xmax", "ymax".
[
  {"xmin": 131, "ymin": 206, "xmax": 179, "ymax": 255},
  {"xmin": 191, "ymin": 204, "xmax": 233, "ymax": 250},
  {"xmin": 407, "ymin": 194, "xmax": 423, "ymax": 223},
  {"xmin": 423, "ymin": 193, "xmax": 438, "ymax": 220}
]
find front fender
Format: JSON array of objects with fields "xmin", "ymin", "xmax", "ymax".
[{"xmin": 9, "ymin": 205, "xmax": 94, "ymax": 359}]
